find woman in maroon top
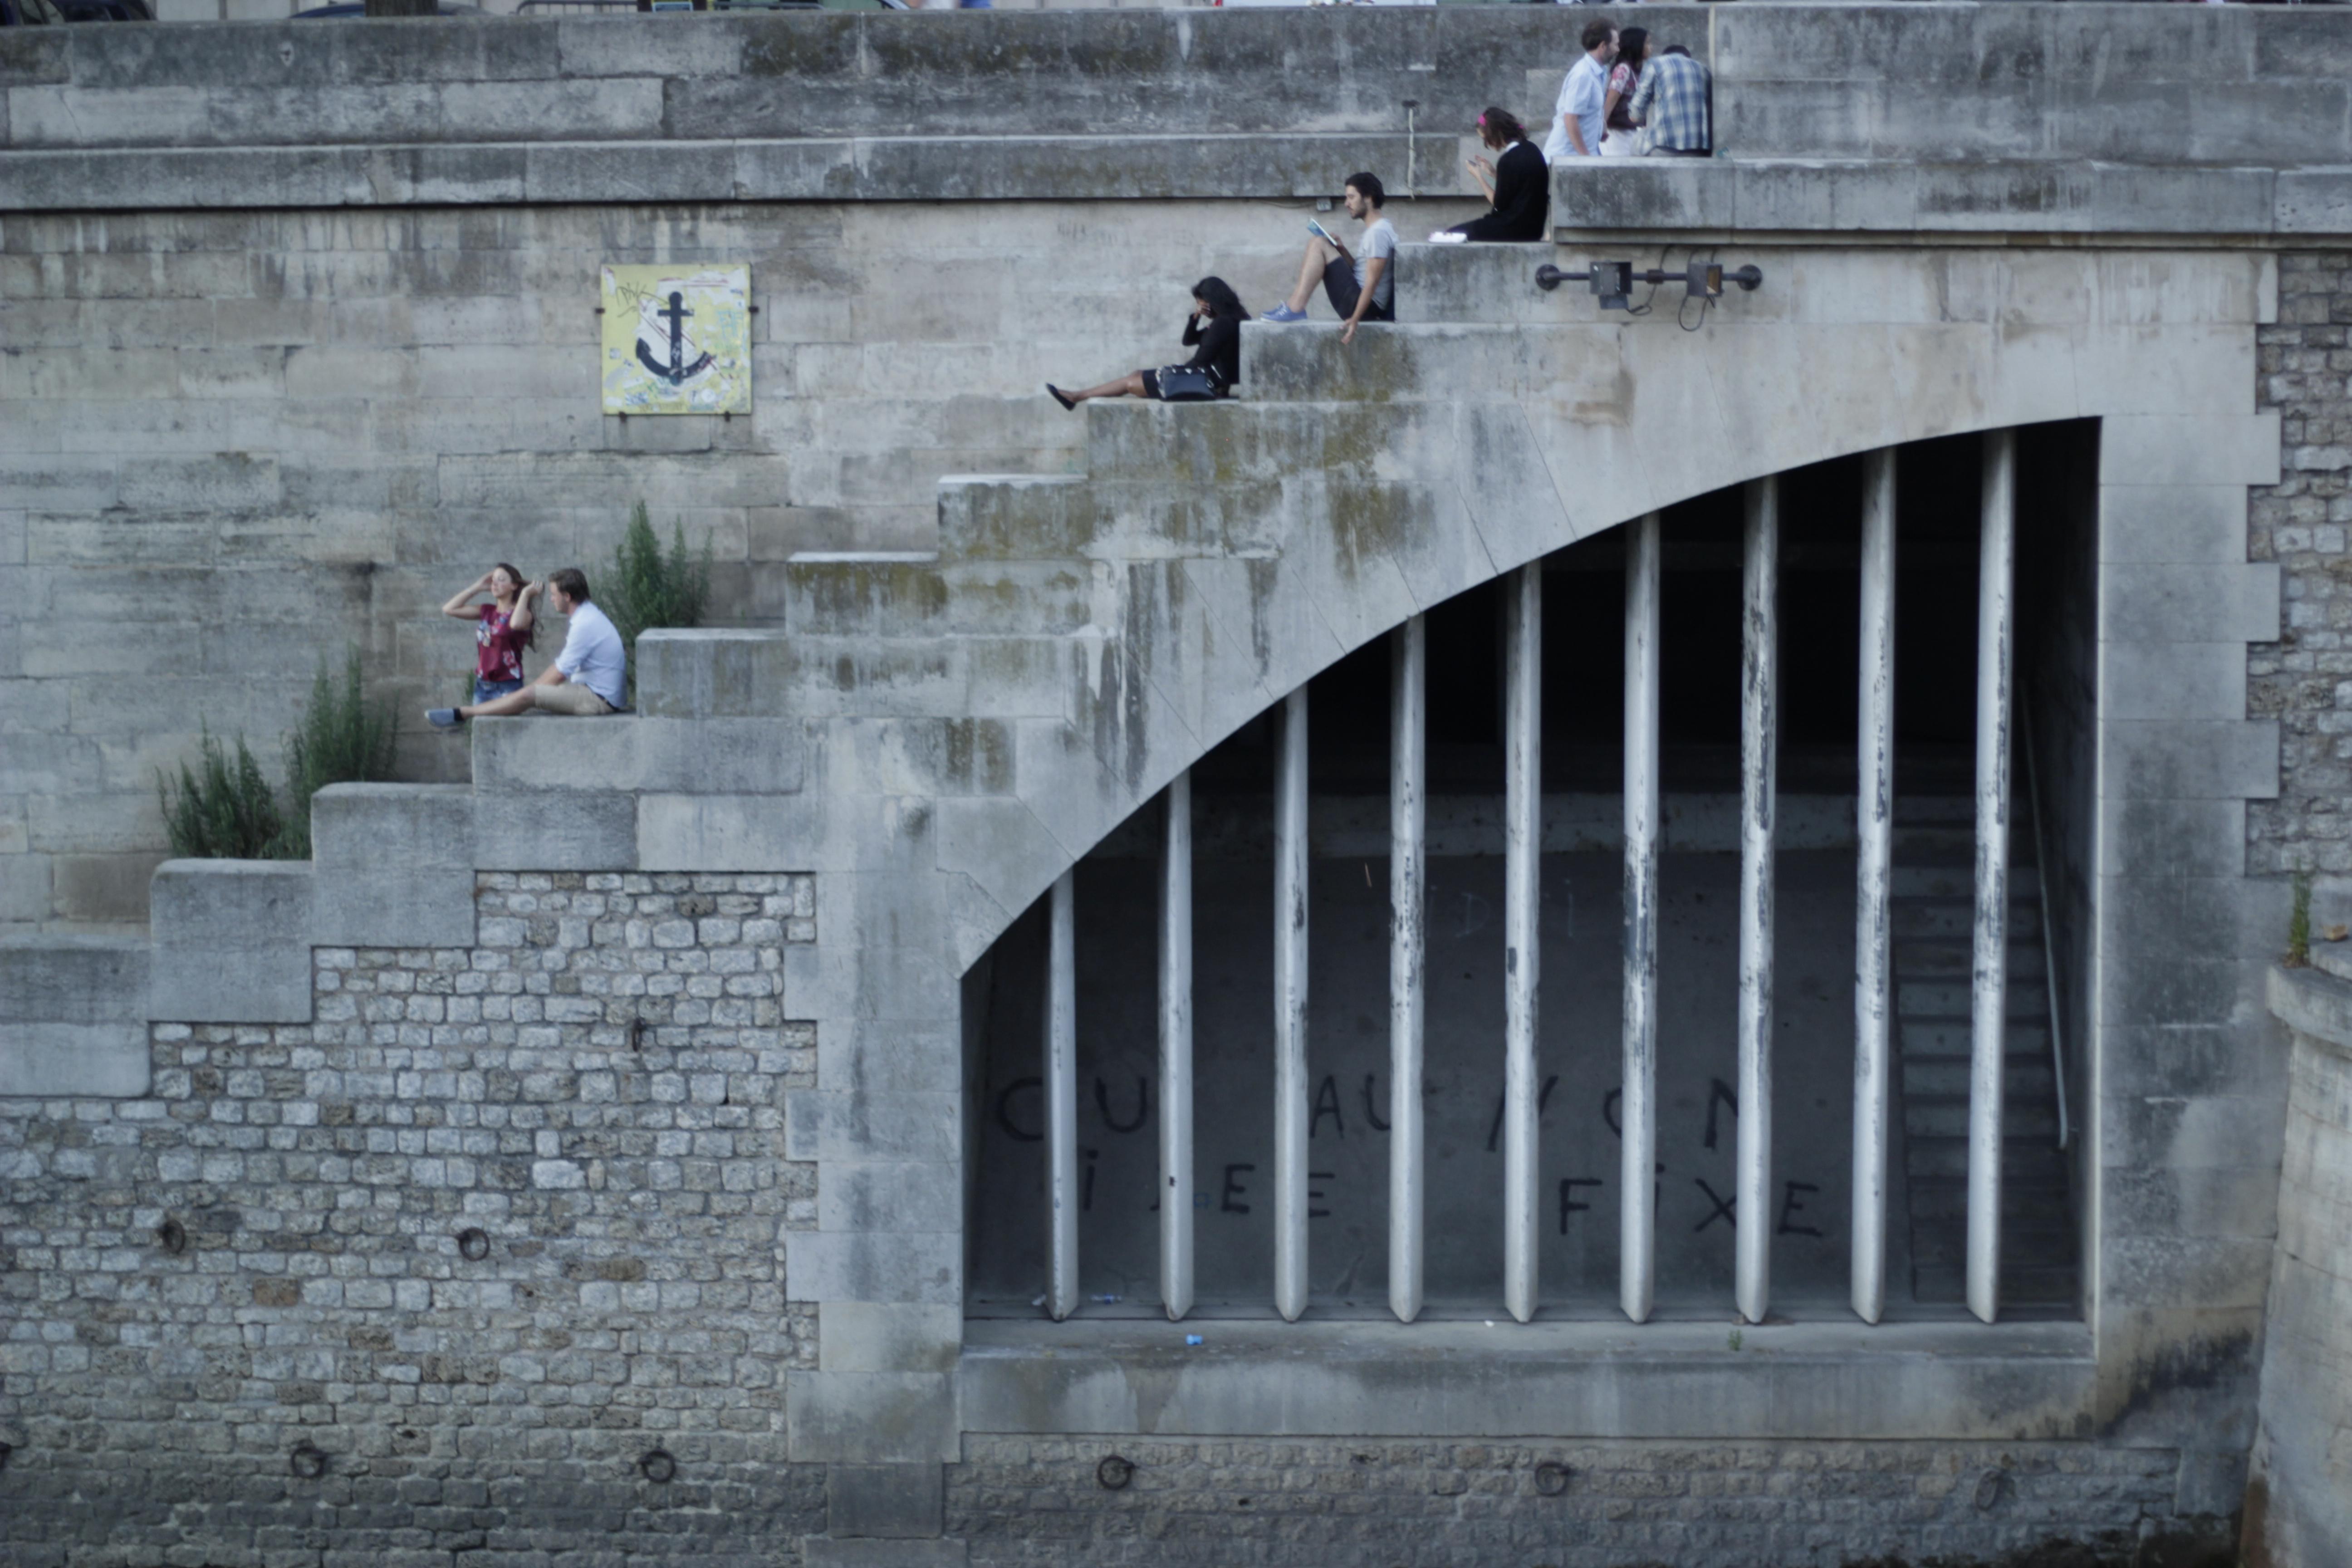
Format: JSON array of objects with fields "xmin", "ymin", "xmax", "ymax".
[{"xmin": 441, "ymin": 563, "xmax": 539, "ymax": 704}]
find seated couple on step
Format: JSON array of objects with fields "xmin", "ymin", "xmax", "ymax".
[{"xmin": 426, "ymin": 565, "xmax": 626, "ymax": 730}]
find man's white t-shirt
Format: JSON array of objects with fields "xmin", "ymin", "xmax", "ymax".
[
  {"xmin": 1355, "ymin": 216, "xmax": 1399, "ymax": 313},
  {"xmin": 554, "ymin": 598, "xmax": 628, "ymax": 709},
  {"xmin": 1544, "ymin": 52, "xmax": 1611, "ymax": 162}
]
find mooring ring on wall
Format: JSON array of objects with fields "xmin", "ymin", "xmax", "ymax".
[
  {"xmin": 639, "ymin": 1449, "xmax": 677, "ymax": 1484},
  {"xmin": 1972, "ymin": 1468, "xmax": 2013, "ymax": 1511},
  {"xmin": 1096, "ymin": 1454, "xmax": 1135, "ymax": 1491},
  {"xmin": 156, "ymin": 1218, "xmax": 187, "ymax": 1256},
  {"xmin": 1534, "ymin": 1461, "xmax": 1572, "ymax": 1497},
  {"xmin": 288, "ymin": 1442, "xmax": 329, "ymax": 1480},
  {"xmin": 456, "ymin": 1227, "xmax": 491, "ymax": 1262}
]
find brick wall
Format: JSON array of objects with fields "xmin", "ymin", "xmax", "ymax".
[
  {"xmin": 0, "ymin": 871, "xmax": 823, "ymax": 1564},
  {"xmin": 948, "ymin": 1436, "xmax": 2205, "ymax": 1568},
  {"xmin": 2251, "ymin": 250, "xmax": 2352, "ymax": 876}
]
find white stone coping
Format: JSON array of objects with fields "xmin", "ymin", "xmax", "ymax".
[
  {"xmin": 2267, "ymin": 963, "xmax": 2352, "ymax": 1064},
  {"xmin": 960, "ymin": 1315, "xmax": 2096, "ymax": 1439}
]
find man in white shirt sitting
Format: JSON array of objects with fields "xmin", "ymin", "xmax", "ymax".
[
  {"xmin": 1543, "ymin": 19, "xmax": 1619, "ymax": 162},
  {"xmin": 1259, "ymin": 172, "xmax": 1398, "ymax": 345},
  {"xmin": 428, "ymin": 566, "xmax": 626, "ymax": 727}
]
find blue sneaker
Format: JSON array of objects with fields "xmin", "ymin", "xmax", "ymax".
[
  {"xmin": 426, "ymin": 708, "xmax": 464, "ymax": 730},
  {"xmin": 1261, "ymin": 304, "xmax": 1308, "ymax": 323}
]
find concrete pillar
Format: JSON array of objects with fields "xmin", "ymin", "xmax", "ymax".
[
  {"xmin": 1389, "ymin": 618, "xmax": 1427, "ymax": 1325},
  {"xmin": 1274, "ymin": 686, "xmax": 1310, "ymax": 1323},
  {"xmin": 1969, "ymin": 430, "xmax": 2016, "ymax": 1326},
  {"xmin": 1503, "ymin": 563, "xmax": 1543, "ymax": 1325},
  {"xmin": 1737, "ymin": 477, "xmax": 1779, "ymax": 1328},
  {"xmin": 1045, "ymin": 869, "xmax": 1078, "ymax": 1322},
  {"xmin": 1621, "ymin": 513, "xmax": 1661, "ymax": 1326},
  {"xmin": 1852, "ymin": 448, "xmax": 1897, "ymax": 1326},
  {"xmin": 1160, "ymin": 771, "xmax": 1194, "ymax": 1322}
]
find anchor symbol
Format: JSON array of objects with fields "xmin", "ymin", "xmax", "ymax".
[{"xmin": 634, "ymin": 289, "xmax": 715, "ymax": 387}]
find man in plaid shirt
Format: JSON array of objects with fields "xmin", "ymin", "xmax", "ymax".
[{"xmin": 1629, "ymin": 44, "xmax": 1712, "ymax": 157}]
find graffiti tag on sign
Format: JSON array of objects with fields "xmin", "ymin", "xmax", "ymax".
[{"xmin": 600, "ymin": 264, "xmax": 752, "ymax": 415}]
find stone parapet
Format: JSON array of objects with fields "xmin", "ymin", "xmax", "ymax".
[
  {"xmin": 6, "ymin": 9, "xmax": 2352, "ymax": 223},
  {"xmin": 1552, "ymin": 158, "xmax": 2352, "ymax": 245}
]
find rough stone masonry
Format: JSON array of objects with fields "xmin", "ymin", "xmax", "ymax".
[
  {"xmin": 0, "ymin": 873, "xmax": 825, "ymax": 1564},
  {"xmin": 8, "ymin": 6, "xmax": 2352, "ymax": 1566}
]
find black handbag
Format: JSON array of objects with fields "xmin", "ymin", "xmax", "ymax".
[{"xmin": 1154, "ymin": 365, "xmax": 1217, "ymax": 402}]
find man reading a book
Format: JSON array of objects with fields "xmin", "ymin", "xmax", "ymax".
[{"xmin": 1261, "ymin": 172, "xmax": 1397, "ymax": 343}]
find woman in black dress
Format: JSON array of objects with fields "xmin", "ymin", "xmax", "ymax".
[
  {"xmin": 1048, "ymin": 277, "xmax": 1250, "ymax": 409},
  {"xmin": 1448, "ymin": 108, "xmax": 1550, "ymax": 242}
]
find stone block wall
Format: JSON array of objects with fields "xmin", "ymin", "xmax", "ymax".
[
  {"xmin": 948, "ymin": 1436, "xmax": 2204, "ymax": 1568},
  {"xmin": 0, "ymin": 871, "xmax": 824, "ymax": 1563},
  {"xmin": 2252, "ymin": 250, "xmax": 2352, "ymax": 877},
  {"xmin": 0, "ymin": 196, "xmax": 1475, "ymax": 929},
  {"xmin": 2249, "ymin": 965, "xmax": 2352, "ymax": 1568}
]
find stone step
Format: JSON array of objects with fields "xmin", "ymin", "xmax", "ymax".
[
  {"xmin": 1893, "ymin": 936, "xmax": 2047, "ymax": 979},
  {"xmin": 1898, "ymin": 1017, "xmax": 2051, "ymax": 1055},
  {"xmin": 1904, "ymin": 1137, "xmax": 2074, "ymax": 1181},
  {"xmin": 1892, "ymin": 898, "xmax": 2043, "ymax": 940},
  {"xmin": 1892, "ymin": 863, "xmax": 2041, "ymax": 900},
  {"xmin": 1903, "ymin": 1093, "xmax": 2060, "ymax": 1140},
  {"xmin": 1896, "ymin": 979, "xmax": 2049, "ymax": 1018},
  {"xmin": 1902, "ymin": 1057, "xmax": 2056, "ymax": 1100}
]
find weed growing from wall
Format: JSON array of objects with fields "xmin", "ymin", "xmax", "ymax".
[
  {"xmin": 602, "ymin": 500, "xmax": 712, "ymax": 703},
  {"xmin": 2286, "ymin": 867, "xmax": 2313, "ymax": 968}
]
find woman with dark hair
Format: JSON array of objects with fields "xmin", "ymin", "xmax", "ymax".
[
  {"xmin": 1447, "ymin": 108, "xmax": 1550, "ymax": 242},
  {"xmin": 1048, "ymin": 277, "xmax": 1251, "ymax": 408},
  {"xmin": 1602, "ymin": 27, "xmax": 1650, "ymax": 157},
  {"xmin": 440, "ymin": 563, "xmax": 538, "ymax": 705}
]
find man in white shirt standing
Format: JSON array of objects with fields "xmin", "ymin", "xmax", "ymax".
[
  {"xmin": 1543, "ymin": 19, "xmax": 1619, "ymax": 162},
  {"xmin": 428, "ymin": 566, "xmax": 626, "ymax": 727}
]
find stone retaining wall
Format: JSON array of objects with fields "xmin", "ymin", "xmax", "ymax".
[
  {"xmin": 947, "ymin": 1436, "xmax": 2210, "ymax": 1568},
  {"xmin": 2252, "ymin": 250, "xmax": 2352, "ymax": 876},
  {"xmin": 0, "ymin": 872, "xmax": 823, "ymax": 1563}
]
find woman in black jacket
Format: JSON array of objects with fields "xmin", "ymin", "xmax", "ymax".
[
  {"xmin": 1448, "ymin": 108, "xmax": 1549, "ymax": 242},
  {"xmin": 1048, "ymin": 277, "xmax": 1250, "ymax": 409}
]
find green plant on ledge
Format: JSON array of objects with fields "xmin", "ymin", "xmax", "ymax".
[
  {"xmin": 159, "ymin": 728, "xmax": 285, "ymax": 861},
  {"xmin": 2285, "ymin": 866, "xmax": 2313, "ymax": 968},
  {"xmin": 156, "ymin": 651, "xmax": 396, "ymax": 861},
  {"xmin": 278, "ymin": 650, "xmax": 397, "ymax": 860},
  {"xmin": 602, "ymin": 500, "xmax": 714, "ymax": 704}
]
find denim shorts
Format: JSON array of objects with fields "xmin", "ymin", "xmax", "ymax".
[{"xmin": 473, "ymin": 677, "xmax": 524, "ymax": 705}]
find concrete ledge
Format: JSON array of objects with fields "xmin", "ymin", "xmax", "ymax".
[
  {"xmin": 147, "ymin": 860, "xmax": 315, "ymax": 1025},
  {"xmin": 0, "ymin": 132, "xmax": 1448, "ymax": 212},
  {"xmin": 0, "ymin": 1022, "xmax": 151, "ymax": 1098},
  {"xmin": 0, "ymin": 935, "xmax": 152, "ymax": 1097},
  {"xmin": 635, "ymin": 629, "xmax": 795, "ymax": 721},
  {"xmin": 2266, "ymin": 963, "xmax": 2352, "ymax": 1062},
  {"xmin": 312, "ymin": 784, "xmax": 477, "ymax": 950},
  {"xmin": 473, "ymin": 715, "xmax": 807, "ymax": 796},
  {"xmin": 1552, "ymin": 158, "xmax": 2322, "ymax": 241},
  {"xmin": 472, "ymin": 790, "xmax": 638, "ymax": 872},
  {"xmin": 958, "ymin": 1318, "xmax": 2097, "ymax": 1441}
]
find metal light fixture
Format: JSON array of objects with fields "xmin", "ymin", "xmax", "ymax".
[{"xmin": 1535, "ymin": 260, "xmax": 1765, "ymax": 310}]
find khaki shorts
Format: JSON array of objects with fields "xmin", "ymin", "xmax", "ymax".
[{"xmin": 530, "ymin": 682, "xmax": 616, "ymax": 717}]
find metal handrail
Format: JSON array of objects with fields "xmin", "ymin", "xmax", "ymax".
[{"xmin": 2018, "ymin": 689, "xmax": 2070, "ymax": 1152}]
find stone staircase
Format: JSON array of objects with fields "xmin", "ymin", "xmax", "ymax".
[{"xmin": 1891, "ymin": 795, "xmax": 2080, "ymax": 1316}]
